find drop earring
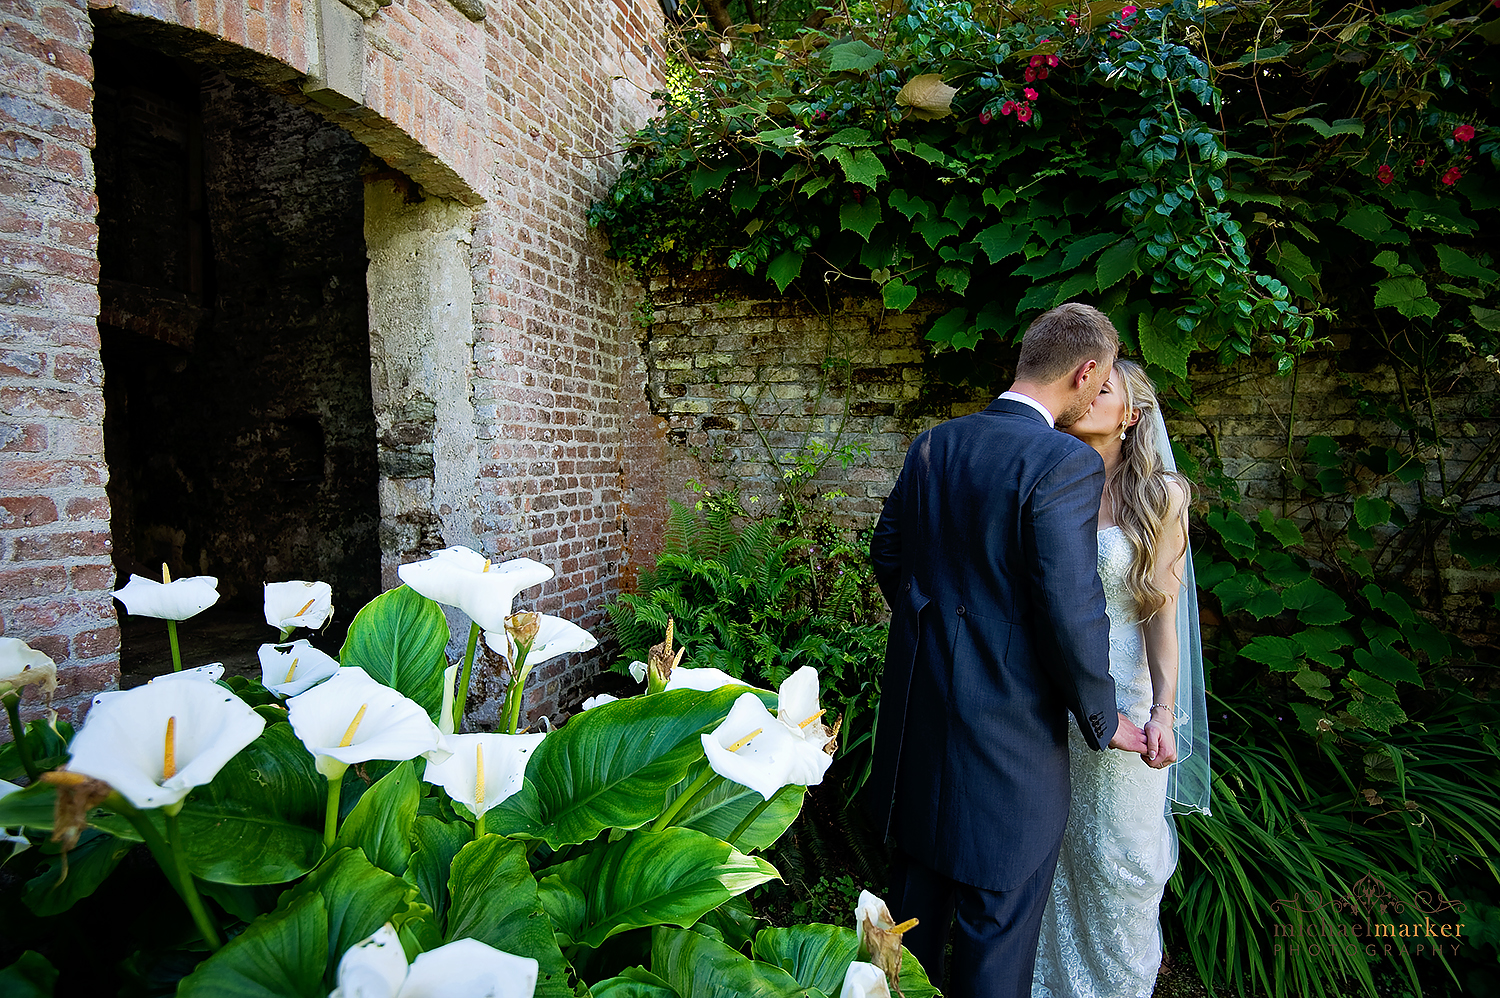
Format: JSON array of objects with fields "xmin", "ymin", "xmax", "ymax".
[{"xmin": 1120, "ymin": 428, "xmax": 1127, "ymax": 440}]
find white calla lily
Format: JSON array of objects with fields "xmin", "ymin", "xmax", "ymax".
[
  {"xmin": 264, "ymin": 580, "xmax": 334, "ymax": 632},
  {"xmin": 331, "ymin": 923, "xmax": 539, "ymax": 998},
  {"xmin": 665, "ymin": 666, "xmax": 762, "ymax": 693},
  {"xmin": 0, "ymin": 637, "xmax": 57, "ymax": 698},
  {"xmin": 64, "ymin": 678, "xmax": 265, "ymax": 811},
  {"xmin": 259, "ymin": 642, "xmax": 340, "ymax": 697},
  {"xmin": 397, "ymin": 548, "xmax": 552, "ymax": 632},
  {"xmin": 580, "ymin": 693, "xmax": 618, "ymax": 710},
  {"xmin": 113, "ymin": 573, "xmax": 220, "ymax": 621},
  {"xmin": 422, "ymin": 731, "xmax": 544, "ymax": 828},
  {"xmin": 855, "ymin": 890, "xmax": 895, "ymax": 943},
  {"xmin": 839, "ymin": 962, "xmax": 892, "ymax": 998},
  {"xmin": 149, "ymin": 662, "xmax": 225, "ymax": 684},
  {"xmin": 701, "ymin": 691, "xmax": 832, "ymax": 800},
  {"xmin": 482, "ymin": 614, "xmax": 597, "ymax": 666},
  {"xmin": 89, "ymin": 663, "xmax": 226, "ymax": 711},
  {"xmin": 287, "ymin": 667, "xmax": 450, "ymax": 781},
  {"xmin": 853, "ymin": 890, "xmax": 917, "ymax": 988},
  {"xmin": 775, "ymin": 666, "xmax": 836, "ymax": 751}
]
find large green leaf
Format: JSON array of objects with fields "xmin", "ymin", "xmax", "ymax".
[
  {"xmin": 337, "ymin": 760, "xmax": 418, "ymax": 876},
  {"xmin": 766, "ymin": 251, "xmax": 804, "ymax": 293},
  {"xmin": 284, "ymin": 847, "xmax": 415, "ymax": 981},
  {"xmin": 485, "ymin": 687, "xmax": 743, "ymax": 848},
  {"xmin": 592, "ymin": 968, "xmax": 681, "ymax": 998},
  {"xmin": 1094, "ymin": 238, "xmax": 1138, "ymax": 289},
  {"xmin": 834, "ymin": 147, "xmax": 887, "ymax": 190},
  {"xmin": 672, "ymin": 760, "xmax": 805, "ymax": 851},
  {"xmin": 652, "ymin": 926, "xmax": 805, "ymax": 998},
  {"xmin": 1137, "ymin": 312, "xmax": 1192, "ymax": 379},
  {"xmin": 406, "ymin": 815, "xmax": 471, "ymax": 923},
  {"xmin": 751, "ymin": 924, "xmax": 939, "ymax": 998},
  {"xmin": 445, "ymin": 835, "xmax": 571, "ymax": 998},
  {"xmin": 339, "ymin": 585, "xmax": 450, "ymax": 721},
  {"xmin": 0, "ymin": 782, "xmax": 58, "ymax": 830},
  {"xmin": 1434, "ymin": 244, "xmax": 1499, "ymax": 283},
  {"xmin": 0, "ymin": 952, "xmax": 57, "ymax": 998},
  {"xmin": 1339, "ymin": 205, "xmax": 1395, "ymax": 242},
  {"xmin": 1352, "ymin": 641, "xmax": 1422, "ymax": 687},
  {"xmin": 177, "ymin": 892, "xmax": 328, "ymax": 998},
  {"xmin": 881, "ymin": 278, "xmax": 918, "ymax": 312},
  {"xmin": 839, "ymin": 199, "xmax": 881, "ymax": 241},
  {"xmin": 1238, "ymin": 635, "xmax": 1301, "ymax": 672},
  {"xmin": 23, "ymin": 829, "xmax": 133, "ymax": 916},
  {"xmin": 1282, "ymin": 579, "xmax": 1351, "ymax": 626},
  {"xmin": 538, "ymin": 827, "xmax": 779, "ymax": 948},
  {"xmin": 976, "ymin": 222, "xmax": 1028, "ymax": 263},
  {"xmin": 1373, "ymin": 276, "xmax": 1438, "ymax": 318},
  {"xmin": 824, "ymin": 39, "xmax": 883, "ymax": 72}
]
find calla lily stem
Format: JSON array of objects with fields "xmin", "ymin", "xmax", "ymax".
[
  {"xmin": 165, "ymin": 619, "xmax": 182, "ymax": 673},
  {"xmin": 502, "ymin": 644, "xmax": 535, "ymax": 735},
  {"xmin": 165, "ymin": 809, "xmax": 222, "ymax": 950},
  {"xmin": 650, "ymin": 767, "xmax": 721, "ymax": 832},
  {"xmin": 324, "ymin": 776, "xmax": 343, "ymax": 848},
  {"xmin": 2, "ymin": 692, "xmax": 38, "ymax": 781},
  {"xmin": 117, "ymin": 799, "xmax": 221, "ymax": 951},
  {"xmin": 727, "ymin": 783, "xmax": 792, "ymax": 847},
  {"xmin": 454, "ymin": 621, "xmax": 481, "ymax": 733},
  {"xmin": 475, "ymin": 812, "xmax": 487, "ymax": 838}
]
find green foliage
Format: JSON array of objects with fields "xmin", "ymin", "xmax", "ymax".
[
  {"xmin": 0, "ymin": 581, "xmax": 922, "ymax": 996},
  {"xmin": 338, "ymin": 584, "xmax": 451, "ymax": 723},
  {"xmin": 593, "ymin": 0, "xmax": 1496, "ymax": 383},
  {"xmin": 1172, "ymin": 698, "xmax": 1500, "ymax": 998},
  {"xmin": 485, "ymin": 687, "xmax": 750, "ymax": 847},
  {"xmin": 607, "ymin": 490, "xmax": 884, "ymax": 700},
  {"xmin": 538, "ymin": 827, "xmax": 778, "ymax": 948}
]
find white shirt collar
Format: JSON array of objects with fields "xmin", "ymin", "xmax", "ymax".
[{"xmin": 997, "ymin": 390, "xmax": 1056, "ymax": 428}]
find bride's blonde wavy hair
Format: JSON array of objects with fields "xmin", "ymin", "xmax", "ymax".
[{"xmin": 1107, "ymin": 359, "xmax": 1192, "ymax": 620}]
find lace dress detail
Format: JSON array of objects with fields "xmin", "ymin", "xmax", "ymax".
[{"xmin": 1032, "ymin": 526, "xmax": 1178, "ymax": 998}]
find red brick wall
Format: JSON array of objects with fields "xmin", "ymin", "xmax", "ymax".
[
  {"xmin": 468, "ymin": 0, "xmax": 665, "ymax": 718},
  {"xmin": 0, "ymin": 0, "xmax": 665, "ymax": 723},
  {"xmin": 0, "ymin": 0, "xmax": 114, "ymax": 721}
]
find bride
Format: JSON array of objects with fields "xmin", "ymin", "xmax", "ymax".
[{"xmin": 1032, "ymin": 359, "xmax": 1211, "ymax": 998}]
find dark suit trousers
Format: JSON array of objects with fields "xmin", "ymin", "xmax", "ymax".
[{"xmin": 887, "ymin": 838, "xmax": 1063, "ymax": 998}]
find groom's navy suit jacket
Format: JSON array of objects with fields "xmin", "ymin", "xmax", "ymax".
[{"xmin": 868, "ymin": 397, "xmax": 1120, "ymax": 892}]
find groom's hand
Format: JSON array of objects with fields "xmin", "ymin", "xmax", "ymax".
[{"xmin": 1107, "ymin": 713, "xmax": 1147, "ymax": 753}]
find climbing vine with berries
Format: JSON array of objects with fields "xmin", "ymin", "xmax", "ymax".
[{"xmin": 590, "ymin": 0, "xmax": 1497, "ymax": 382}]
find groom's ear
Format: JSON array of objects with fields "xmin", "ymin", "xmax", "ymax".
[{"xmin": 1072, "ymin": 358, "xmax": 1098, "ymax": 390}]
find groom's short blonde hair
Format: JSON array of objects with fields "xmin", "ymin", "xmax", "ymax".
[{"xmin": 1015, "ymin": 303, "xmax": 1120, "ymax": 384}]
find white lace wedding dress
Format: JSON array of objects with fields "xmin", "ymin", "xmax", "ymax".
[{"xmin": 1032, "ymin": 526, "xmax": 1178, "ymax": 998}]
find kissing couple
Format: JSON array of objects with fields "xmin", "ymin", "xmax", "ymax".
[{"xmin": 867, "ymin": 302, "xmax": 1211, "ymax": 998}]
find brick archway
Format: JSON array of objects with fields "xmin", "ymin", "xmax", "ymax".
[{"xmin": 1, "ymin": 0, "xmax": 665, "ymax": 723}]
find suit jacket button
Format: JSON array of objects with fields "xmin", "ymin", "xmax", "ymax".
[
  {"xmin": 904, "ymin": 582, "xmax": 911, "ymax": 592},
  {"xmin": 955, "ymin": 605, "xmax": 966, "ymax": 616}
]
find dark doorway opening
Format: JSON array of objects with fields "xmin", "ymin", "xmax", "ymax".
[{"xmin": 95, "ymin": 31, "xmax": 382, "ymax": 683}]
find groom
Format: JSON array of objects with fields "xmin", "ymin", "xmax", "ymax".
[{"xmin": 867, "ymin": 302, "xmax": 1147, "ymax": 998}]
